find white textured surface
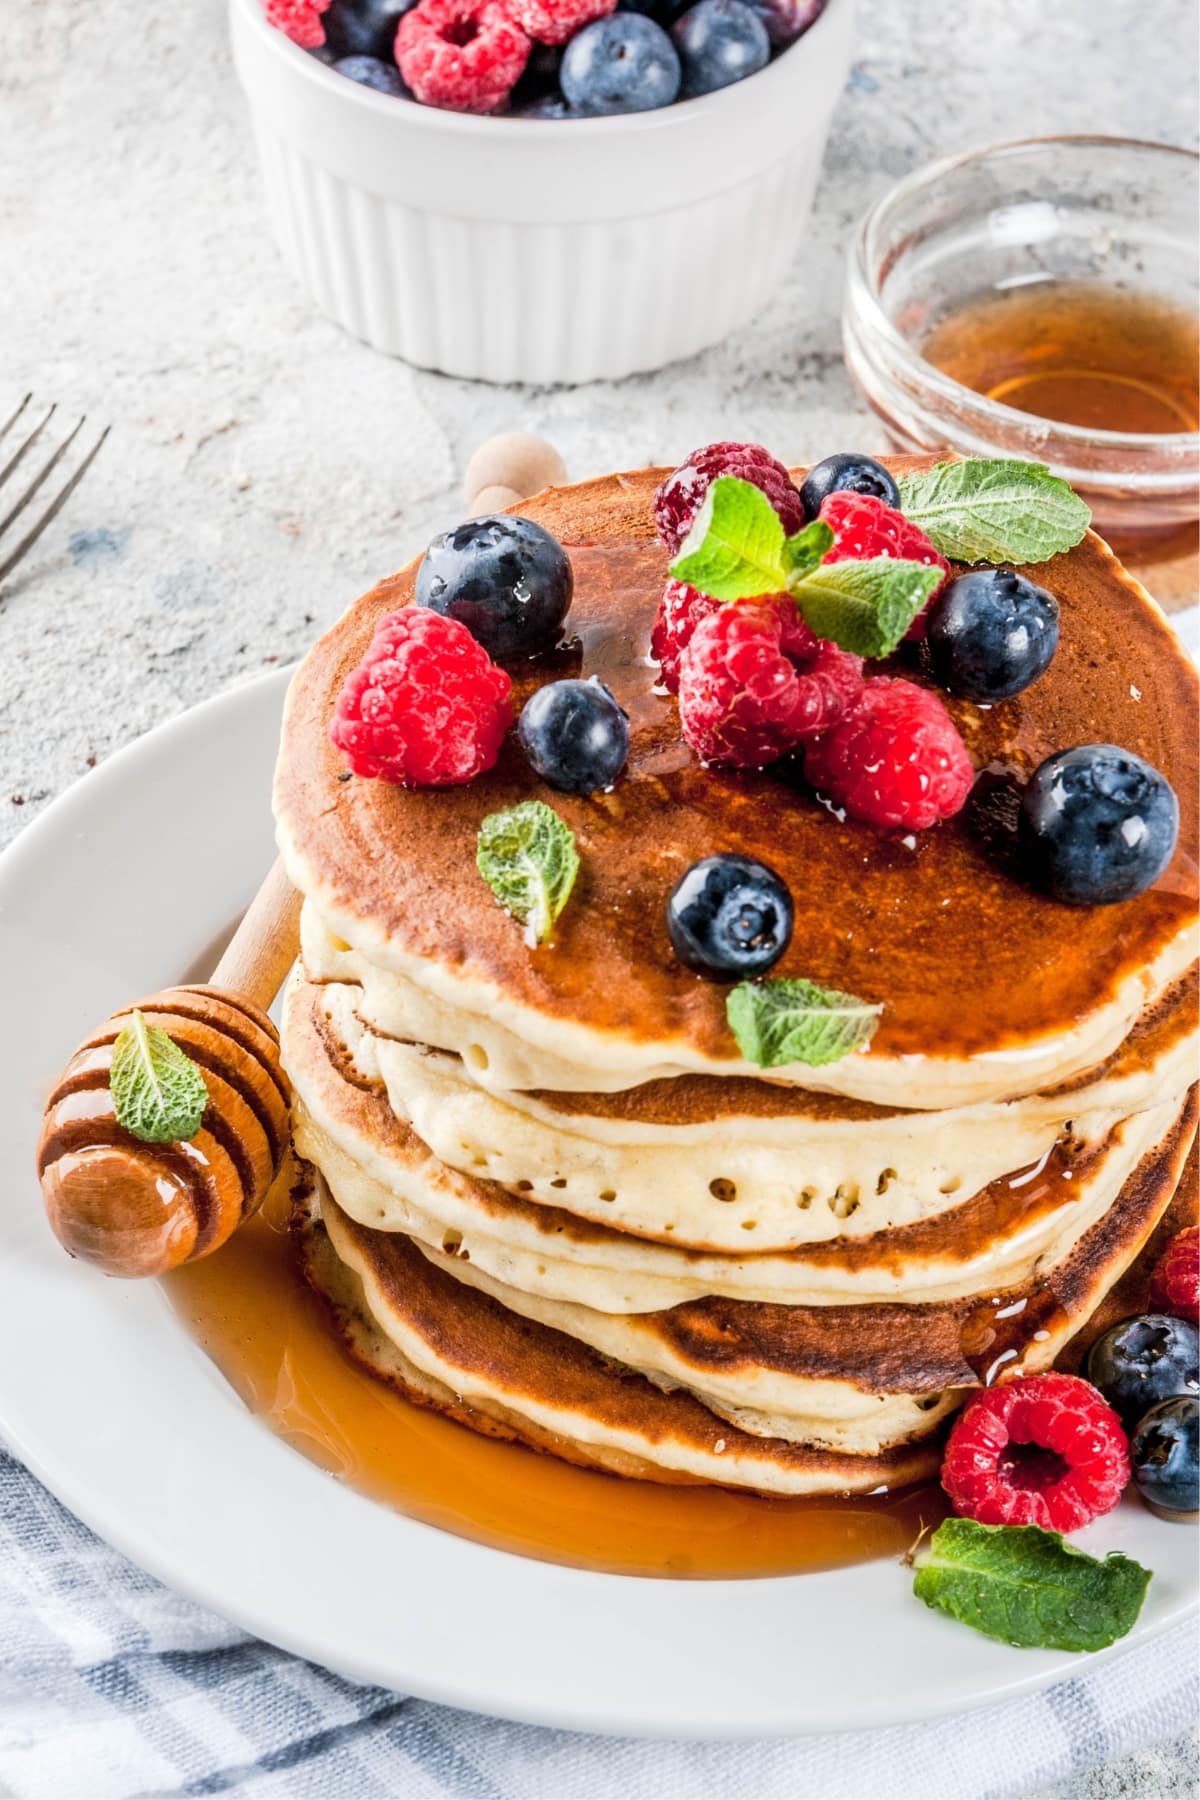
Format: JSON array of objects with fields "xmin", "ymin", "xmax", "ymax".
[{"xmin": 0, "ymin": 0, "xmax": 1197, "ymax": 1789}]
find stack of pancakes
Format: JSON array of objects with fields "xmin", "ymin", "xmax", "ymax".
[{"xmin": 274, "ymin": 465, "xmax": 1199, "ymax": 1498}]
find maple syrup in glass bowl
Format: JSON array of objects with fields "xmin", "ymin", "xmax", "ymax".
[{"xmin": 843, "ymin": 136, "xmax": 1199, "ymax": 596}]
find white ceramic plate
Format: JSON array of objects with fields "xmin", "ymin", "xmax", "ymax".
[{"xmin": 0, "ymin": 669, "xmax": 1193, "ymax": 1738}]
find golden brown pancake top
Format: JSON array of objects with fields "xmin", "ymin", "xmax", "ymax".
[{"xmin": 277, "ymin": 462, "xmax": 1199, "ymax": 1063}]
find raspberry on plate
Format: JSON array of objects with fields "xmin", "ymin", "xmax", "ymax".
[
  {"xmin": 505, "ymin": 0, "xmax": 617, "ymax": 44},
  {"xmin": 1149, "ymin": 1227, "xmax": 1200, "ymax": 1322},
  {"xmin": 941, "ymin": 1371, "xmax": 1130, "ymax": 1533},
  {"xmin": 819, "ymin": 490, "xmax": 950, "ymax": 639},
  {"xmin": 396, "ymin": 0, "xmax": 531, "ymax": 111},
  {"xmin": 654, "ymin": 442, "xmax": 805, "ymax": 556},
  {"xmin": 330, "ymin": 607, "xmax": 513, "ymax": 786},
  {"xmin": 677, "ymin": 600, "xmax": 860, "ymax": 769},
  {"xmin": 803, "ymin": 677, "xmax": 973, "ymax": 830},
  {"xmin": 266, "ymin": 0, "xmax": 331, "ymax": 47}
]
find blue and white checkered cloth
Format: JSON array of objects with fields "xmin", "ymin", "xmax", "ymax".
[{"xmin": 0, "ymin": 1444, "xmax": 1195, "ymax": 1799}]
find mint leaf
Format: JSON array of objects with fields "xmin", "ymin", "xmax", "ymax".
[
  {"xmin": 727, "ymin": 978, "xmax": 882, "ymax": 1068},
  {"xmin": 110, "ymin": 1011, "xmax": 208, "ymax": 1144},
  {"xmin": 913, "ymin": 1520, "xmax": 1151, "ymax": 1653},
  {"xmin": 477, "ymin": 799, "xmax": 579, "ymax": 946},
  {"xmin": 897, "ymin": 459, "xmax": 1091, "ymax": 565},
  {"xmin": 790, "ymin": 558, "xmax": 942, "ymax": 658},
  {"xmin": 668, "ymin": 476, "xmax": 790, "ymax": 600},
  {"xmin": 782, "ymin": 518, "xmax": 835, "ymax": 582}
]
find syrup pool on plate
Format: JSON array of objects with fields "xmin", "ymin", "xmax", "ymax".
[{"xmin": 165, "ymin": 1179, "xmax": 947, "ymax": 1579}]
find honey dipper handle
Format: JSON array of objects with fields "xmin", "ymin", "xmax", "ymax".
[{"xmin": 210, "ymin": 856, "xmax": 301, "ymax": 1010}]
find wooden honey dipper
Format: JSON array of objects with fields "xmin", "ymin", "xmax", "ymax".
[{"xmin": 36, "ymin": 432, "xmax": 566, "ymax": 1278}]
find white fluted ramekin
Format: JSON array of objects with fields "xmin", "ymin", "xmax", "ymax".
[{"xmin": 229, "ymin": 0, "xmax": 853, "ymax": 384}]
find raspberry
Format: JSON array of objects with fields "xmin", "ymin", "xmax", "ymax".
[
  {"xmin": 504, "ymin": 0, "xmax": 616, "ymax": 43},
  {"xmin": 791, "ymin": 638, "xmax": 867, "ymax": 737},
  {"xmin": 650, "ymin": 581, "xmax": 722, "ymax": 694},
  {"xmin": 1149, "ymin": 1227, "xmax": 1200, "ymax": 1322},
  {"xmin": 941, "ymin": 1372, "xmax": 1130, "ymax": 1532},
  {"xmin": 396, "ymin": 0, "xmax": 530, "ymax": 112},
  {"xmin": 803, "ymin": 677, "xmax": 973, "ymax": 830},
  {"xmin": 654, "ymin": 442, "xmax": 806, "ymax": 557},
  {"xmin": 652, "ymin": 582, "xmax": 820, "ymax": 695},
  {"xmin": 265, "ymin": 0, "xmax": 330, "ymax": 48},
  {"xmin": 330, "ymin": 608, "xmax": 512, "ymax": 786},
  {"xmin": 819, "ymin": 491, "xmax": 950, "ymax": 639},
  {"xmin": 677, "ymin": 601, "xmax": 862, "ymax": 769}
]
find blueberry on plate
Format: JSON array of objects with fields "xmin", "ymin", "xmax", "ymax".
[
  {"xmin": 1085, "ymin": 1314, "xmax": 1199, "ymax": 1426},
  {"xmin": 667, "ymin": 854, "xmax": 794, "ymax": 979},
  {"xmin": 333, "ymin": 54, "xmax": 411, "ymax": 95},
  {"xmin": 561, "ymin": 13, "xmax": 681, "ymax": 115},
  {"xmin": 518, "ymin": 677, "xmax": 630, "ymax": 793},
  {"xmin": 1019, "ymin": 744, "xmax": 1180, "ymax": 906},
  {"xmin": 671, "ymin": 0, "xmax": 769, "ymax": 98},
  {"xmin": 416, "ymin": 516, "xmax": 573, "ymax": 662},
  {"xmin": 925, "ymin": 567, "xmax": 1059, "ymax": 703},
  {"xmin": 325, "ymin": 0, "xmax": 415, "ymax": 60},
  {"xmin": 1130, "ymin": 1394, "xmax": 1199, "ymax": 1518},
  {"xmin": 798, "ymin": 452, "xmax": 900, "ymax": 516}
]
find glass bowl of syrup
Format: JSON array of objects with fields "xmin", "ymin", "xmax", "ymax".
[{"xmin": 843, "ymin": 136, "xmax": 1198, "ymax": 596}]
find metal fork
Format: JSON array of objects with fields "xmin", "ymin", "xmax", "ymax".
[{"xmin": 0, "ymin": 395, "xmax": 110, "ymax": 588}]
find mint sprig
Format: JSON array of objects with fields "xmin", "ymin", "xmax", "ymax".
[
  {"xmin": 897, "ymin": 460, "xmax": 1091, "ymax": 565},
  {"xmin": 670, "ymin": 475, "xmax": 803, "ymax": 600},
  {"xmin": 668, "ymin": 477, "xmax": 932, "ymax": 658},
  {"xmin": 477, "ymin": 800, "xmax": 579, "ymax": 946},
  {"xmin": 787, "ymin": 558, "xmax": 942, "ymax": 658},
  {"xmin": 913, "ymin": 1519, "xmax": 1151, "ymax": 1653},
  {"xmin": 727, "ymin": 978, "xmax": 881, "ymax": 1068},
  {"xmin": 110, "ymin": 1011, "xmax": 208, "ymax": 1145}
]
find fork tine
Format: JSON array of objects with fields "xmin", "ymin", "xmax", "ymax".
[
  {"xmin": 0, "ymin": 425, "xmax": 110, "ymax": 588},
  {"xmin": 0, "ymin": 403, "xmax": 56, "ymax": 492},
  {"xmin": 0, "ymin": 394, "xmax": 34, "ymax": 445},
  {"xmin": 0, "ymin": 415, "xmax": 86, "ymax": 543}
]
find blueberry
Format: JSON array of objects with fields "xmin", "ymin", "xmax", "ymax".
[
  {"xmin": 926, "ymin": 568, "xmax": 1059, "ymax": 703},
  {"xmin": 416, "ymin": 516, "xmax": 573, "ymax": 662},
  {"xmin": 667, "ymin": 854, "xmax": 794, "ymax": 979},
  {"xmin": 518, "ymin": 677, "xmax": 630, "ymax": 793},
  {"xmin": 325, "ymin": 0, "xmax": 414, "ymax": 59},
  {"xmin": 620, "ymin": 0, "xmax": 690, "ymax": 25},
  {"xmin": 517, "ymin": 94, "xmax": 579, "ymax": 118},
  {"xmin": 510, "ymin": 42, "xmax": 566, "ymax": 113},
  {"xmin": 333, "ymin": 54, "xmax": 411, "ymax": 95},
  {"xmin": 1131, "ymin": 1395, "xmax": 1199, "ymax": 1517},
  {"xmin": 1019, "ymin": 744, "xmax": 1179, "ymax": 906},
  {"xmin": 671, "ymin": 0, "xmax": 768, "ymax": 97},
  {"xmin": 1085, "ymin": 1314, "xmax": 1199, "ymax": 1426},
  {"xmin": 561, "ymin": 14, "xmax": 681, "ymax": 115},
  {"xmin": 798, "ymin": 452, "xmax": 900, "ymax": 516}
]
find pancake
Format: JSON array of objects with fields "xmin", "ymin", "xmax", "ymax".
[
  {"xmin": 276, "ymin": 461, "xmax": 1199, "ymax": 1110},
  {"xmin": 298, "ymin": 1176, "xmax": 941, "ymax": 1498},
  {"xmin": 298, "ymin": 1086, "xmax": 1193, "ymax": 1480},
  {"xmin": 305, "ymin": 960, "xmax": 1198, "ymax": 1252},
  {"xmin": 282, "ymin": 968, "xmax": 1193, "ymax": 1311}
]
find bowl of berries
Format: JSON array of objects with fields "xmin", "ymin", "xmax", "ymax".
[{"xmin": 229, "ymin": 0, "xmax": 853, "ymax": 383}]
